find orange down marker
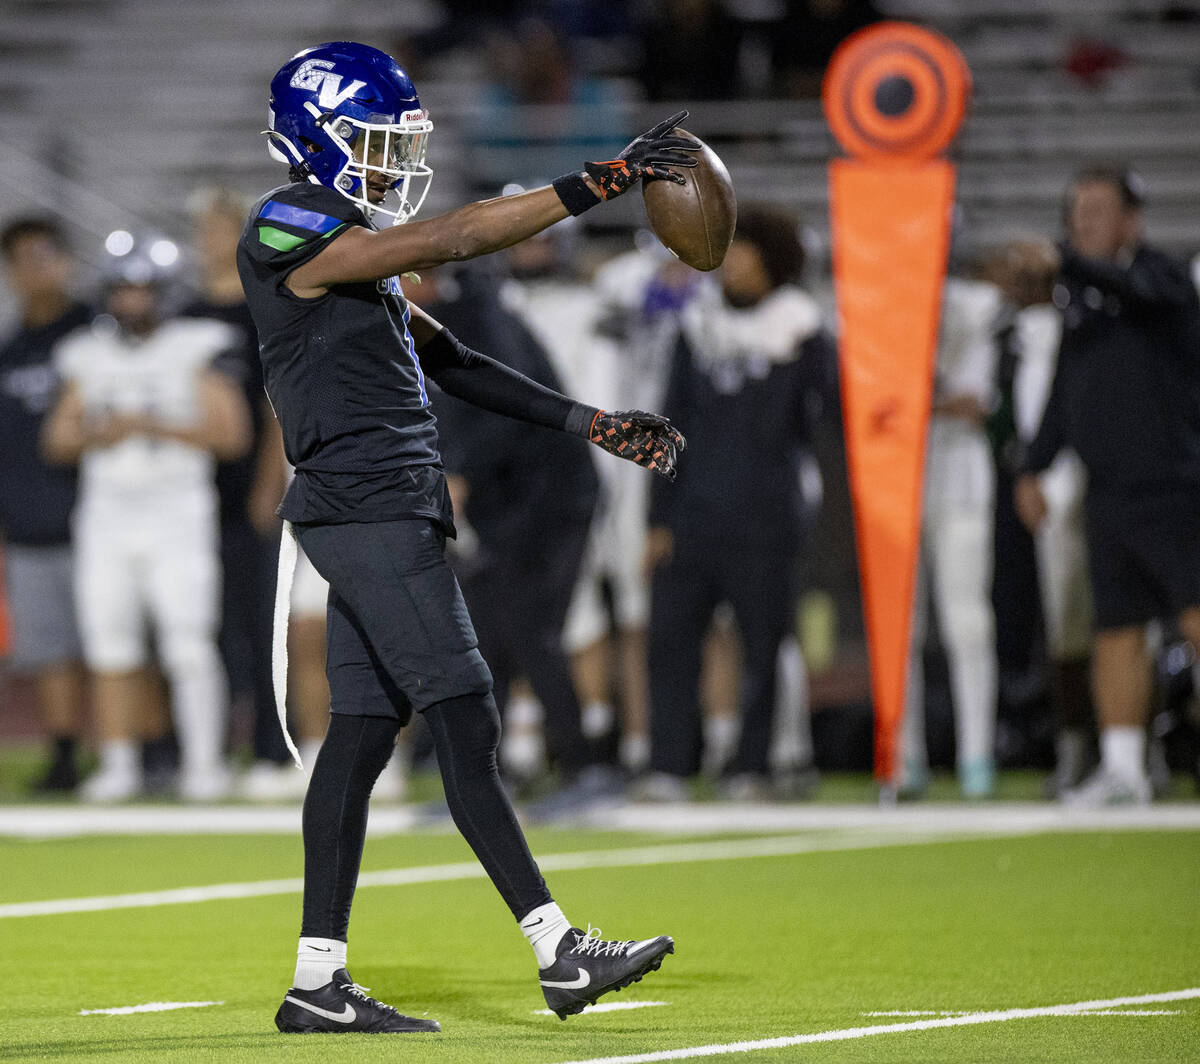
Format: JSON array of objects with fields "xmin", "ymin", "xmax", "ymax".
[{"xmin": 823, "ymin": 22, "xmax": 971, "ymax": 789}]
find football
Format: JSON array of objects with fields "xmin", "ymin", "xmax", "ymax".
[{"xmin": 641, "ymin": 129, "xmax": 736, "ymax": 271}]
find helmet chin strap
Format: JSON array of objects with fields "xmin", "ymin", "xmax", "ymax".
[{"xmin": 262, "ymin": 130, "xmax": 316, "ymax": 181}]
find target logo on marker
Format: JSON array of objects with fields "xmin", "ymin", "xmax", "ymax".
[{"xmin": 823, "ymin": 22, "xmax": 971, "ymax": 163}]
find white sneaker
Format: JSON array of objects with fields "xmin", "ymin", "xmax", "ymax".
[
  {"xmin": 628, "ymin": 771, "xmax": 689, "ymax": 802},
  {"xmin": 179, "ymin": 765, "xmax": 232, "ymax": 803},
  {"xmin": 80, "ymin": 766, "xmax": 143, "ymax": 803},
  {"xmin": 1062, "ymin": 769, "xmax": 1152, "ymax": 808},
  {"xmin": 717, "ymin": 773, "xmax": 772, "ymax": 802}
]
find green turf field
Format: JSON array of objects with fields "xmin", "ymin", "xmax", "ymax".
[{"xmin": 4, "ymin": 816, "xmax": 1198, "ymax": 1063}]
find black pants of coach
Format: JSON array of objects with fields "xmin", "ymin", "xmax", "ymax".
[
  {"xmin": 459, "ymin": 515, "xmax": 594, "ymax": 777},
  {"xmin": 648, "ymin": 533, "xmax": 795, "ymax": 779}
]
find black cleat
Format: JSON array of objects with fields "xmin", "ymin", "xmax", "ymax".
[
  {"xmin": 539, "ymin": 926, "xmax": 674, "ymax": 1020},
  {"xmin": 274, "ymin": 968, "xmax": 441, "ymax": 1033}
]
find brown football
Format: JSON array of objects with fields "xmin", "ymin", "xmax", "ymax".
[{"xmin": 641, "ymin": 129, "xmax": 736, "ymax": 272}]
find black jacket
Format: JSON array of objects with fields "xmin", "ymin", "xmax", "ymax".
[
  {"xmin": 1024, "ymin": 244, "xmax": 1200, "ymax": 495},
  {"xmin": 427, "ymin": 270, "xmax": 599, "ymax": 562}
]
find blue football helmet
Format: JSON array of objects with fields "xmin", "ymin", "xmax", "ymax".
[{"xmin": 265, "ymin": 42, "xmax": 433, "ymax": 224}]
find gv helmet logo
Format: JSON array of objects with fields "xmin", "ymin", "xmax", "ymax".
[{"xmin": 290, "ymin": 58, "xmax": 366, "ymax": 110}]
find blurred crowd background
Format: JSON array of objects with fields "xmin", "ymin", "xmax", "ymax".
[{"xmin": 2, "ymin": 0, "xmax": 1200, "ymax": 809}]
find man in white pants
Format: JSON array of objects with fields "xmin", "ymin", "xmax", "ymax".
[
  {"xmin": 1001, "ymin": 240, "xmax": 1094, "ymax": 795},
  {"xmin": 42, "ymin": 235, "xmax": 250, "ymax": 801},
  {"xmin": 902, "ymin": 275, "xmax": 1001, "ymax": 799}
]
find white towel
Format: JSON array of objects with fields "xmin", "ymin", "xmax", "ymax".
[{"xmin": 272, "ymin": 520, "xmax": 304, "ymax": 769}]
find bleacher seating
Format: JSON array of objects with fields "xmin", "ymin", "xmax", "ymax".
[{"xmin": 0, "ymin": 0, "xmax": 1196, "ymax": 291}]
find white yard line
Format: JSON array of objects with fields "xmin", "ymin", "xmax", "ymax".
[
  {"xmin": 2, "ymin": 801, "xmax": 1199, "ymax": 839},
  {"xmin": 548, "ymin": 988, "xmax": 1200, "ymax": 1064},
  {"xmin": 2, "ymin": 804, "xmax": 1198, "ymax": 918},
  {"xmin": 79, "ymin": 1000, "xmax": 223, "ymax": 1016},
  {"xmin": 0, "ymin": 831, "xmax": 929, "ymax": 919}
]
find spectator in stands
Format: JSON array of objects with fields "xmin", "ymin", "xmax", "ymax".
[
  {"xmin": 466, "ymin": 18, "xmax": 628, "ymax": 195},
  {"xmin": 1015, "ymin": 165, "xmax": 1200, "ymax": 805},
  {"xmin": 774, "ymin": 0, "xmax": 882, "ymax": 98},
  {"xmin": 637, "ymin": 0, "xmax": 743, "ymax": 101},
  {"xmin": 0, "ymin": 217, "xmax": 91, "ymax": 792},
  {"xmin": 403, "ymin": 265, "xmax": 614, "ymax": 814},
  {"xmin": 640, "ymin": 203, "xmax": 835, "ymax": 801},
  {"xmin": 42, "ymin": 234, "xmax": 251, "ymax": 802},
  {"xmin": 184, "ymin": 188, "xmax": 286, "ymax": 781},
  {"xmin": 901, "ymin": 271, "xmax": 1002, "ymax": 800}
]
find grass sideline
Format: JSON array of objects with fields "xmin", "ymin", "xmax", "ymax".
[{"xmin": 4, "ymin": 824, "xmax": 1198, "ymax": 1063}]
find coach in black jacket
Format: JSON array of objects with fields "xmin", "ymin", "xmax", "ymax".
[{"xmin": 1015, "ymin": 165, "xmax": 1200, "ymax": 805}]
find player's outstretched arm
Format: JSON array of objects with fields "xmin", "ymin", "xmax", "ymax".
[
  {"xmin": 286, "ymin": 112, "xmax": 699, "ymax": 298},
  {"xmin": 412, "ymin": 306, "xmax": 684, "ymax": 480}
]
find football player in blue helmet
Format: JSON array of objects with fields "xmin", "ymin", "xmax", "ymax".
[
  {"xmin": 241, "ymin": 41, "xmax": 695, "ymax": 1036},
  {"xmin": 265, "ymin": 41, "xmax": 433, "ymax": 224}
]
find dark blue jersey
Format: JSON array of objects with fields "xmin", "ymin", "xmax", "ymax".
[
  {"xmin": 0, "ymin": 303, "xmax": 92, "ymax": 545},
  {"xmin": 236, "ymin": 181, "xmax": 450, "ymax": 528}
]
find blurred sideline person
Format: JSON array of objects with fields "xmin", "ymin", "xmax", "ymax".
[
  {"xmin": 0, "ymin": 217, "xmax": 91, "ymax": 791},
  {"xmin": 901, "ymin": 273, "xmax": 1001, "ymax": 799},
  {"xmin": 407, "ymin": 263, "xmax": 609, "ymax": 813},
  {"xmin": 1015, "ymin": 165, "xmax": 1200, "ymax": 805},
  {"xmin": 567, "ymin": 241, "xmax": 701, "ymax": 772},
  {"xmin": 499, "ymin": 202, "xmax": 620, "ymax": 760},
  {"xmin": 243, "ymin": 430, "xmax": 410, "ymax": 802},
  {"xmin": 992, "ymin": 239, "xmax": 1094, "ymax": 795},
  {"xmin": 42, "ymin": 235, "xmax": 251, "ymax": 801},
  {"xmin": 242, "ymin": 42, "xmax": 687, "ymax": 1032},
  {"xmin": 641, "ymin": 204, "xmax": 833, "ymax": 801},
  {"xmin": 184, "ymin": 188, "xmax": 286, "ymax": 772}
]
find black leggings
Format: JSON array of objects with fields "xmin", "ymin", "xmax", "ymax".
[{"xmin": 300, "ymin": 694, "xmax": 552, "ymax": 941}]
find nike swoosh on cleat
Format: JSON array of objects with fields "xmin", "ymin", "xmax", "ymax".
[
  {"xmin": 284, "ymin": 997, "xmax": 356, "ymax": 1023},
  {"xmin": 540, "ymin": 969, "xmax": 591, "ymax": 990},
  {"xmin": 626, "ymin": 938, "xmax": 660, "ymax": 955}
]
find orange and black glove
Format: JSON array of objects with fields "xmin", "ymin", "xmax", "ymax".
[
  {"xmin": 553, "ymin": 111, "xmax": 700, "ymax": 215},
  {"xmin": 586, "ymin": 409, "xmax": 686, "ymax": 481}
]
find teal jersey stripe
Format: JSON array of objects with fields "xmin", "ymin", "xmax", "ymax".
[
  {"xmin": 257, "ymin": 222, "xmax": 346, "ymax": 253},
  {"xmin": 257, "ymin": 225, "xmax": 308, "ymax": 252}
]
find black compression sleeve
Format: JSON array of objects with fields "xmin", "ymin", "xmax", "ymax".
[{"xmin": 419, "ymin": 328, "xmax": 598, "ymax": 436}]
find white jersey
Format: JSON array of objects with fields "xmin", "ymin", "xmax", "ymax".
[
  {"xmin": 55, "ymin": 316, "xmax": 234, "ymax": 502},
  {"xmin": 1011, "ymin": 302, "xmax": 1063, "ymax": 443},
  {"xmin": 926, "ymin": 277, "xmax": 1002, "ymax": 511},
  {"xmin": 500, "ymin": 277, "xmax": 614, "ymax": 411},
  {"xmin": 591, "ymin": 246, "xmax": 691, "ymax": 413}
]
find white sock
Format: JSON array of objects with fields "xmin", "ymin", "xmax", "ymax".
[
  {"xmin": 582, "ymin": 701, "xmax": 615, "ymax": 739},
  {"xmin": 521, "ymin": 902, "xmax": 571, "ymax": 969},
  {"xmin": 1101, "ymin": 726, "xmax": 1146, "ymax": 785},
  {"xmin": 294, "ymin": 936, "xmax": 347, "ymax": 990},
  {"xmin": 98, "ymin": 739, "xmax": 139, "ymax": 778},
  {"xmin": 620, "ymin": 732, "xmax": 650, "ymax": 773}
]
